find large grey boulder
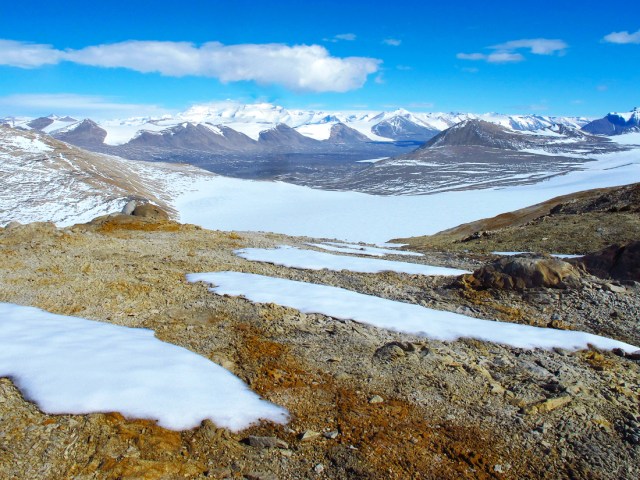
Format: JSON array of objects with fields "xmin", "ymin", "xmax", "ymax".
[{"xmin": 462, "ymin": 254, "xmax": 580, "ymax": 291}]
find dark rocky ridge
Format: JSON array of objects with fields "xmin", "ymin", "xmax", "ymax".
[
  {"xmin": 127, "ymin": 123, "xmax": 257, "ymax": 152},
  {"xmin": 54, "ymin": 119, "xmax": 108, "ymax": 148},
  {"xmin": 26, "ymin": 117, "xmax": 55, "ymax": 131},
  {"xmin": 421, "ymin": 120, "xmax": 536, "ymax": 151},
  {"xmin": 576, "ymin": 241, "xmax": 640, "ymax": 282},
  {"xmin": 582, "ymin": 108, "xmax": 640, "ymax": 135},
  {"xmin": 257, "ymin": 123, "xmax": 321, "ymax": 150},
  {"xmin": 326, "ymin": 123, "xmax": 371, "ymax": 143}
]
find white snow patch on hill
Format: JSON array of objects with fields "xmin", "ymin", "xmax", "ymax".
[
  {"xmin": 235, "ymin": 246, "xmax": 464, "ymax": 276},
  {"xmin": 0, "ymin": 302, "xmax": 288, "ymax": 431},
  {"xmin": 188, "ymin": 272, "xmax": 639, "ymax": 353},
  {"xmin": 295, "ymin": 123, "xmax": 334, "ymax": 141},
  {"xmin": 0, "ymin": 127, "xmax": 216, "ymax": 226},
  {"xmin": 4, "ymin": 135, "xmax": 52, "ymax": 153}
]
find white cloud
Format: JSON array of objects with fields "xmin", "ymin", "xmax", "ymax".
[
  {"xmin": 457, "ymin": 52, "xmax": 524, "ymax": 63},
  {"xmin": 335, "ymin": 33, "xmax": 356, "ymax": 41},
  {"xmin": 491, "ymin": 38, "xmax": 567, "ymax": 55},
  {"xmin": 324, "ymin": 33, "xmax": 357, "ymax": 42},
  {"xmin": 0, "ymin": 39, "xmax": 380, "ymax": 93},
  {"xmin": 383, "ymin": 38, "xmax": 402, "ymax": 47},
  {"xmin": 487, "ymin": 52, "xmax": 525, "ymax": 63},
  {"xmin": 0, "ymin": 93, "xmax": 168, "ymax": 119},
  {"xmin": 603, "ymin": 29, "xmax": 640, "ymax": 44},
  {"xmin": 0, "ymin": 40, "xmax": 62, "ymax": 68},
  {"xmin": 456, "ymin": 53, "xmax": 486, "ymax": 61},
  {"xmin": 457, "ymin": 38, "xmax": 567, "ymax": 64}
]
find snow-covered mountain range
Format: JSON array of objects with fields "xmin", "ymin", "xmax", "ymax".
[{"xmin": 1, "ymin": 102, "xmax": 592, "ymax": 148}]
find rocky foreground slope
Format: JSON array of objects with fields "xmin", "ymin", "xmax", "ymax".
[
  {"xmin": 0, "ymin": 210, "xmax": 638, "ymax": 479},
  {"xmin": 0, "ymin": 125, "xmax": 215, "ymax": 226}
]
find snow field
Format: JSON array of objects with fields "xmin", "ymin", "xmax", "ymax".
[
  {"xmin": 188, "ymin": 272, "xmax": 639, "ymax": 353},
  {"xmin": 235, "ymin": 245, "xmax": 467, "ymax": 276},
  {"xmin": 0, "ymin": 303, "xmax": 288, "ymax": 431},
  {"xmin": 175, "ymin": 148, "xmax": 640, "ymax": 244}
]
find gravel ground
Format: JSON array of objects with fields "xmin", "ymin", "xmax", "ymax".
[{"xmin": 0, "ymin": 215, "xmax": 638, "ymax": 479}]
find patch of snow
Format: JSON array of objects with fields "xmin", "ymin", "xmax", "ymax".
[
  {"xmin": 235, "ymin": 245, "xmax": 466, "ymax": 276},
  {"xmin": 41, "ymin": 119, "xmax": 77, "ymax": 134},
  {"xmin": 89, "ymin": 117, "xmax": 171, "ymax": 146},
  {"xmin": 519, "ymin": 148, "xmax": 587, "ymax": 159},
  {"xmin": 309, "ymin": 242, "xmax": 423, "ymax": 257},
  {"xmin": 356, "ymin": 157, "xmax": 388, "ymax": 163},
  {"xmin": 3, "ymin": 135, "xmax": 52, "ymax": 153},
  {"xmin": 492, "ymin": 252, "xmax": 583, "ymax": 259},
  {"xmin": 188, "ymin": 272, "xmax": 639, "ymax": 353},
  {"xmin": 295, "ymin": 123, "xmax": 334, "ymax": 141},
  {"xmin": 224, "ymin": 122, "xmax": 272, "ymax": 141},
  {"xmin": 0, "ymin": 302, "xmax": 288, "ymax": 431}
]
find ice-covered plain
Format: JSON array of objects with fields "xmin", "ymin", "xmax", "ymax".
[
  {"xmin": 235, "ymin": 245, "xmax": 467, "ymax": 276},
  {"xmin": 0, "ymin": 303, "xmax": 288, "ymax": 431},
  {"xmin": 187, "ymin": 272, "xmax": 639, "ymax": 353},
  {"xmin": 175, "ymin": 148, "xmax": 640, "ymax": 243}
]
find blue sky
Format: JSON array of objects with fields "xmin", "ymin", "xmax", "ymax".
[{"xmin": 0, "ymin": 0, "xmax": 638, "ymax": 118}]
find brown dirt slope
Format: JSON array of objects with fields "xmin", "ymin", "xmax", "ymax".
[
  {"xmin": 395, "ymin": 183, "xmax": 640, "ymax": 255},
  {"xmin": 0, "ymin": 215, "xmax": 638, "ymax": 479}
]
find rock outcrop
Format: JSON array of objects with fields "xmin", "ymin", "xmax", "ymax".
[
  {"xmin": 131, "ymin": 203, "xmax": 170, "ymax": 220},
  {"xmin": 462, "ymin": 255, "xmax": 580, "ymax": 290},
  {"xmin": 574, "ymin": 241, "xmax": 640, "ymax": 282}
]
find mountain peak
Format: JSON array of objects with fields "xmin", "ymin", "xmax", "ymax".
[
  {"xmin": 583, "ymin": 108, "xmax": 640, "ymax": 136},
  {"xmin": 421, "ymin": 119, "xmax": 527, "ymax": 150}
]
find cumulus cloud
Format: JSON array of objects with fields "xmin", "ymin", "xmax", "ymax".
[
  {"xmin": 382, "ymin": 38, "xmax": 402, "ymax": 46},
  {"xmin": 0, "ymin": 93, "xmax": 168, "ymax": 118},
  {"xmin": 457, "ymin": 38, "xmax": 567, "ymax": 64},
  {"xmin": 0, "ymin": 40, "xmax": 62, "ymax": 68},
  {"xmin": 0, "ymin": 39, "xmax": 380, "ymax": 93},
  {"xmin": 603, "ymin": 29, "xmax": 640, "ymax": 44}
]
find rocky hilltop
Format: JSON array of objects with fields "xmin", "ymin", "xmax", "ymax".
[
  {"xmin": 0, "ymin": 201, "xmax": 638, "ymax": 479},
  {"xmin": 398, "ymin": 183, "xmax": 640, "ymax": 255}
]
